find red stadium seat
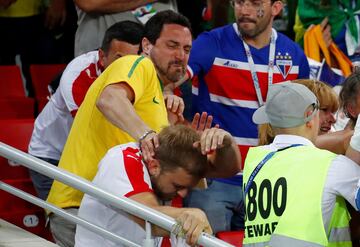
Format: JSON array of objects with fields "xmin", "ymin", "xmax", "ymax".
[
  {"xmin": 216, "ymin": 230, "xmax": 244, "ymax": 247},
  {"xmin": 0, "ymin": 97, "xmax": 35, "ymax": 119},
  {"xmin": 0, "ymin": 119, "xmax": 34, "ymax": 179},
  {"xmin": 0, "ymin": 179, "xmax": 51, "ymax": 239},
  {"xmin": 30, "ymin": 64, "xmax": 66, "ymax": 99},
  {"xmin": 36, "ymin": 96, "xmax": 49, "ymax": 114},
  {"xmin": 0, "ymin": 65, "xmax": 26, "ymax": 97}
]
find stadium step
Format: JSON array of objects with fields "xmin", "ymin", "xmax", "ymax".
[{"xmin": 0, "ymin": 219, "xmax": 58, "ymax": 247}]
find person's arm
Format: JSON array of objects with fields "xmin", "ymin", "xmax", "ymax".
[
  {"xmin": 196, "ymin": 128, "xmax": 241, "ymax": 178},
  {"xmin": 128, "ymin": 192, "xmax": 212, "ymax": 245},
  {"xmin": 96, "ymin": 82, "xmax": 158, "ymax": 161},
  {"xmin": 315, "ymin": 129, "xmax": 353, "ymax": 155},
  {"xmin": 44, "ymin": 0, "xmax": 67, "ymax": 30},
  {"xmin": 74, "ymin": 0, "xmax": 157, "ymax": 14},
  {"xmin": 346, "ymin": 115, "xmax": 360, "ymax": 164}
]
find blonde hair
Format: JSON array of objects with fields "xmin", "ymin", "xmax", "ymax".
[{"xmin": 257, "ymin": 79, "xmax": 339, "ymax": 145}]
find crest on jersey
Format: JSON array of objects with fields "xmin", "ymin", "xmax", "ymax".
[{"xmin": 276, "ymin": 52, "xmax": 293, "ymax": 79}]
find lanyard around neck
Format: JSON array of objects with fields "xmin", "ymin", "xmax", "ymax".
[
  {"xmin": 244, "ymin": 144, "xmax": 303, "ymax": 196},
  {"xmin": 241, "ymin": 29, "xmax": 276, "ymax": 106}
]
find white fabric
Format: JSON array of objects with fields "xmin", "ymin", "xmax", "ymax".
[
  {"xmin": 264, "ymin": 135, "xmax": 360, "ymax": 230},
  {"xmin": 28, "ymin": 51, "xmax": 101, "ymax": 160}
]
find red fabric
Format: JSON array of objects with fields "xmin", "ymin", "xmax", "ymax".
[
  {"xmin": 123, "ymin": 147, "xmax": 153, "ymax": 197},
  {"xmin": 216, "ymin": 230, "xmax": 244, "ymax": 247},
  {"xmin": 204, "ymin": 65, "xmax": 298, "ymax": 101},
  {"xmin": 71, "ymin": 63, "xmax": 98, "ymax": 114}
]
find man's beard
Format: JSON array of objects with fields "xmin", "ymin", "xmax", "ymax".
[
  {"xmin": 236, "ymin": 17, "xmax": 268, "ymax": 39},
  {"xmin": 150, "ymin": 176, "xmax": 176, "ymax": 201},
  {"xmin": 153, "ymin": 59, "xmax": 186, "ymax": 83}
]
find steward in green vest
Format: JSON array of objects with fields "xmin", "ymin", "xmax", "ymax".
[{"xmin": 243, "ymin": 81, "xmax": 360, "ymax": 247}]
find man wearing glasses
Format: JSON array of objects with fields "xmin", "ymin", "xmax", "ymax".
[{"xmin": 184, "ymin": 0, "xmax": 310, "ymax": 234}]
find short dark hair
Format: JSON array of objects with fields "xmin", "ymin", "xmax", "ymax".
[
  {"xmin": 339, "ymin": 72, "xmax": 360, "ymax": 121},
  {"xmin": 139, "ymin": 10, "xmax": 192, "ymax": 53},
  {"xmin": 101, "ymin": 21, "xmax": 144, "ymax": 53},
  {"xmin": 154, "ymin": 125, "xmax": 207, "ymax": 179}
]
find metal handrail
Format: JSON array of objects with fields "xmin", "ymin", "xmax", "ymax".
[
  {"xmin": 0, "ymin": 142, "xmax": 234, "ymax": 247},
  {"xmin": 0, "ymin": 181, "xmax": 141, "ymax": 247}
]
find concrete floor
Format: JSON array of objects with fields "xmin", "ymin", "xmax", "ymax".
[{"xmin": 0, "ymin": 219, "xmax": 58, "ymax": 247}]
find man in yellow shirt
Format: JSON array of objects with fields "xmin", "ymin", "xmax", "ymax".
[{"xmin": 46, "ymin": 10, "xmax": 193, "ymax": 247}]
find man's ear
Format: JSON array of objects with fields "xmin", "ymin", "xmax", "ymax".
[
  {"xmin": 347, "ymin": 104, "xmax": 357, "ymax": 119},
  {"xmin": 147, "ymin": 159, "xmax": 161, "ymax": 176},
  {"xmin": 98, "ymin": 49, "xmax": 106, "ymax": 68},
  {"xmin": 141, "ymin": 37, "xmax": 153, "ymax": 56},
  {"xmin": 271, "ymin": 1, "xmax": 284, "ymax": 17}
]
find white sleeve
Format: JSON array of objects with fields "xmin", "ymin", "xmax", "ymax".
[{"xmin": 325, "ymin": 155, "xmax": 360, "ymax": 211}]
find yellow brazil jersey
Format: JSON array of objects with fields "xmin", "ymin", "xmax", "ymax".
[
  {"xmin": 47, "ymin": 55, "xmax": 168, "ymax": 209},
  {"xmin": 0, "ymin": 0, "xmax": 42, "ymax": 17}
]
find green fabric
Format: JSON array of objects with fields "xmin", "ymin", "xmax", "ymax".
[
  {"xmin": 243, "ymin": 145, "xmax": 350, "ymax": 246},
  {"xmin": 298, "ymin": 0, "xmax": 360, "ymax": 42}
]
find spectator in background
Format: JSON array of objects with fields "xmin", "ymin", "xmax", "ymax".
[
  {"xmin": 296, "ymin": 0, "xmax": 360, "ymax": 60},
  {"xmin": 28, "ymin": 21, "xmax": 144, "ymax": 201},
  {"xmin": 0, "ymin": 0, "xmax": 76, "ymax": 96},
  {"xmin": 46, "ymin": 11, "xmax": 191, "ymax": 247},
  {"xmin": 182, "ymin": 0, "xmax": 310, "ymax": 234},
  {"xmin": 73, "ymin": 0, "xmax": 177, "ymax": 56},
  {"xmin": 340, "ymin": 73, "xmax": 360, "ymax": 129}
]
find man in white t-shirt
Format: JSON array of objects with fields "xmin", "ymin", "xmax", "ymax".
[
  {"xmin": 75, "ymin": 124, "xmax": 241, "ymax": 247},
  {"xmin": 28, "ymin": 21, "xmax": 144, "ymax": 200}
]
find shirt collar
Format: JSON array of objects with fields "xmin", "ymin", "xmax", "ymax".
[{"xmin": 270, "ymin": 134, "xmax": 314, "ymax": 150}]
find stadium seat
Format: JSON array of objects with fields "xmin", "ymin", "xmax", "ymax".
[
  {"xmin": 0, "ymin": 119, "xmax": 34, "ymax": 179},
  {"xmin": 0, "ymin": 65, "xmax": 26, "ymax": 97},
  {"xmin": 36, "ymin": 96, "xmax": 49, "ymax": 114},
  {"xmin": 30, "ymin": 64, "xmax": 66, "ymax": 99},
  {"xmin": 0, "ymin": 179, "xmax": 50, "ymax": 239},
  {"xmin": 216, "ymin": 230, "xmax": 244, "ymax": 247},
  {"xmin": 0, "ymin": 97, "xmax": 35, "ymax": 119}
]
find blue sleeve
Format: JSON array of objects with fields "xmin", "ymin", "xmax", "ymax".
[
  {"xmin": 297, "ymin": 49, "xmax": 310, "ymax": 79},
  {"xmin": 356, "ymin": 187, "xmax": 360, "ymax": 211},
  {"xmin": 188, "ymin": 31, "xmax": 218, "ymax": 77}
]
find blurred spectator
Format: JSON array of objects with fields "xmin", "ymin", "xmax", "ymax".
[
  {"xmin": 296, "ymin": 0, "xmax": 360, "ymax": 60},
  {"xmin": 0, "ymin": 0, "xmax": 76, "ymax": 96},
  {"xmin": 73, "ymin": 0, "xmax": 177, "ymax": 56}
]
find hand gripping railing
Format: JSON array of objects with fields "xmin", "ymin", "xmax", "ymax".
[{"xmin": 0, "ymin": 142, "xmax": 234, "ymax": 247}]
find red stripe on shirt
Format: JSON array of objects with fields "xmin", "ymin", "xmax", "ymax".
[
  {"xmin": 71, "ymin": 63, "xmax": 98, "ymax": 114},
  {"xmin": 204, "ymin": 65, "xmax": 299, "ymax": 101},
  {"xmin": 122, "ymin": 147, "xmax": 153, "ymax": 197}
]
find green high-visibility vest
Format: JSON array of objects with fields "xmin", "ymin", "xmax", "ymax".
[{"xmin": 243, "ymin": 145, "xmax": 351, "ymax": 247}]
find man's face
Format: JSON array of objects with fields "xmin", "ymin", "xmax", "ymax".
[
  {"xmin": 100, "ymin": 39, "xmax": 139, "ymax": 69},
  {"xmin": 150, "ymin": 167, "xmax": 198, "ymax": 201},
  {"xmin": 149, "ymin": 24, "xmax": 192, "ymax": 83},
  {"xmin": 234, "ymin": 0, "xmax": 277, "ymax": 39}
]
